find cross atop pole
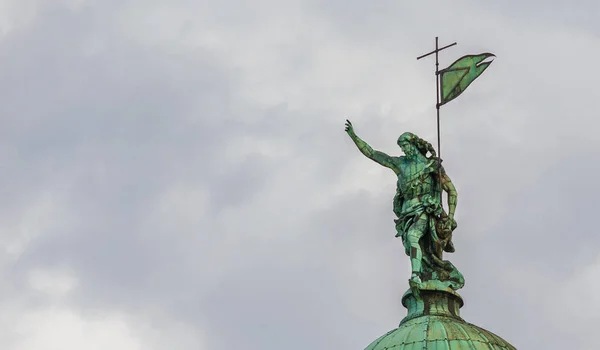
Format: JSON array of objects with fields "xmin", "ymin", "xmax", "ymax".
[
  {"xmin": 416, "ymin": 40, "xmax": 457, "ymax": 61},
  {"xmin": 417, "ymin": 37, "xmax": 457, "ymax": 203}
]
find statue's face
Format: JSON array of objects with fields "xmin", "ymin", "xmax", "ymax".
[{"xmin": 399, "ymin": 140, "xmax": 416, "ymax": 159}]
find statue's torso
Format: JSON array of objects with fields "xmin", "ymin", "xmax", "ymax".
[{"xmin": 395, "ymin": 156, "xmax": 436, "ymax": 210}]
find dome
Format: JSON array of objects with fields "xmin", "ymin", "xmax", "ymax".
[
  {"xmin": 366, "ymin": 315, "xmax": 515, "ymax": 349},
  {"xmin": 365, "ymin": 287, "xmax": 516, "ymax": 350}
]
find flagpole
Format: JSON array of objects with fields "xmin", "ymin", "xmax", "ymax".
[
  {"xmin": 417, "ymin": 38, "xmax": 456, "ymax": 205},
  {"xmin": 435, "ymin": 37, "xmax": 442, "ymax": 204}
]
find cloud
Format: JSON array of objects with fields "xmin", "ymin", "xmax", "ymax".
[
  {"xmin": 0, "ymin": 0, "xmax": 598, "ymax": 349},
  {"xmin": 10, "ymin": 308, "xmax": 143, "ymax": 350},
  {"xmin": 27, "ymin": 267, "xmax": 78, "ymax": 296}
]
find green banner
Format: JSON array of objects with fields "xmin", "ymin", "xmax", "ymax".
[{"xmin": 439, "ymin": 53, "xmax": 495, "ymax": 106}]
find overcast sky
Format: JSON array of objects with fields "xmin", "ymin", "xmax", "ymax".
[{"xmin": 0, "ymin": 0, "xmax": 599, "ymax": 349}]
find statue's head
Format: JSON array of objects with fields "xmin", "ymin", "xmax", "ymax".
[{"xmin": 397, "ymin": 132, "xmax": 418, "ymax": 159}]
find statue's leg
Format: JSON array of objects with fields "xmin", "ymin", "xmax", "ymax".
[{"xmin": 406, "ymin": 214, "xmax": 427, "ymax": 283}]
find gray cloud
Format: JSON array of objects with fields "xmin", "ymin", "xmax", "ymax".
[{"xmin": 0, "ymin": 0, "xmax": 598, "ymax": 349}]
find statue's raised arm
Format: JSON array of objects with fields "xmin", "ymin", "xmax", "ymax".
[{"xmin": 345, "ymin": 120, "xmax": 398, "ymax": 173}]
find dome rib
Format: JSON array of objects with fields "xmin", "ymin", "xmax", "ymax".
[
  {"xmin": 435, "ymin": 317, "xmax": 451, "ymax": 349},
  {"xmin": 453, "ymin": 322, "xmax": 478, "ymax": 350},
  {"xmin": 422, "ymin": 315, "xmax": 430, "ymax": 350},
  {"xmin": 468, "ymin": 324, "xmax": 494, "ymax": 350}
]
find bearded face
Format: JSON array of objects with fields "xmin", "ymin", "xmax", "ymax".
[{"xmin": 399, "ymin": 140, "xmax": 417, "ymax": 159}]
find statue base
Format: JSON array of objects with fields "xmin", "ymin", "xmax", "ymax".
[{"xmin": 400, "ymin": 284, "xmax": 464, "ymax": 325}]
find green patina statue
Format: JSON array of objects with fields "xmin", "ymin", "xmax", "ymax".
[{"xmin": 345, "ymin": 120, "xmax": 464, "ymax": 290}]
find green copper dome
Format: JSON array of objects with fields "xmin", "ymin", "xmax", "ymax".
[{"xmin": 365, "ymin": 287, "xmax": 516, "ymax": 350}]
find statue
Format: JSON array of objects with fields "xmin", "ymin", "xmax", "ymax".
[
  {"xmin": 345, "ymin": 119, "xmax": 464, "ymax": 290},
  {"xmin": 354, "ymin": 42, "xmax": 505, "ymax": 350}
]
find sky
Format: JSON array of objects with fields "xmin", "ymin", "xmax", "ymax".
[{"xmin": 0, "ymin": 0, "xmax": 599, "ymax": 349}]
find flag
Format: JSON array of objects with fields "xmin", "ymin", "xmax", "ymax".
[{"xmin": 438, "ymin": 53, "xmax": 495, "ymax": 106}]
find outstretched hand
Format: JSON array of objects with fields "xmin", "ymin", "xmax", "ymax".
[{"xmin": 345, "ymin": 119, "xmax": 355, "ymax": 137}]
